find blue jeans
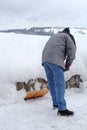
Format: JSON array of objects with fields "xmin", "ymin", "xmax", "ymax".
[{"xmin": 43, "ymin": 62, "xmax": 66, "ymax": 110}]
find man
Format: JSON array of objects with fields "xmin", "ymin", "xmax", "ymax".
[{"xmin": 42, "ymin": 27, "xmax": 76, "ymax": 116}]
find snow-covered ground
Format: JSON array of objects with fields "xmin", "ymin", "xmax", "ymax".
[{"xmin": 0, "ymin": 28, "xmax": 87, "ymax": 130}]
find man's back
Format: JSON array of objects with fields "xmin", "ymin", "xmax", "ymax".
[{"xmin": 42, "ymin": 32, "xmax": 76, "ymax": 69}]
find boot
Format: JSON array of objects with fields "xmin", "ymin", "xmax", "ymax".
[
  {"xmin": 57, "ymin": 109, "xmax": 74, "ymax": 116},
  {"xmin": 53, "ymin": 104, "xmax": 58, "ymax": 110}
]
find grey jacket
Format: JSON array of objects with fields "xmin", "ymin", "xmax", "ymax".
[{"xmin": 42, "ymin": 32, "xmax": 76, "ymax": 70}]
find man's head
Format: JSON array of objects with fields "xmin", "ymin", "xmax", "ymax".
[{"xmin": 62, "ymin": 27, "xmax": 70, "ymax": 34}]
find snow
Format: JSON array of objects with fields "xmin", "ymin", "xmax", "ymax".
[{"xmin": 0, "ymin": 29, "xmax": 87, "ymax": 130}]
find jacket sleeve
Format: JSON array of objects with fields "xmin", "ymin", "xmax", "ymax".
[{"xmin": 65, "ymin": 36, "xmax": 76, "ymax": 66}]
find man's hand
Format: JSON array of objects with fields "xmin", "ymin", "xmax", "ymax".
[{"xmin": 64, "ymin": 64, "xmax": 71, "ymax": 71}]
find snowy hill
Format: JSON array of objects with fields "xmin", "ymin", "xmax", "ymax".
[
  {"xmin": 0, "ymin": 27, "xmax": 87, "ymax": 36},
  {"xmin": 0, "ymin": 28, "xmax": 87, "ymax": 130}
]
